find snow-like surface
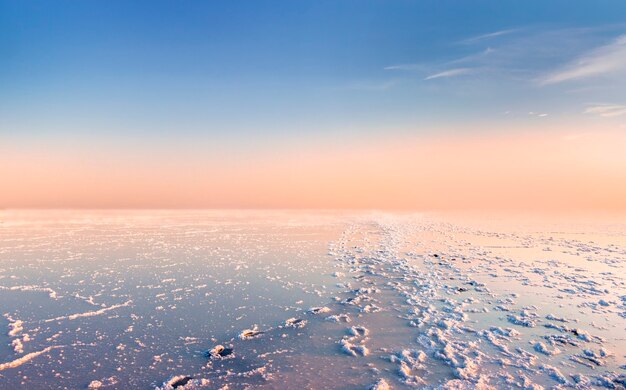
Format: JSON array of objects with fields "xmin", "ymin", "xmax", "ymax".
[{"xmin": 0, "ymin": 210, "xmax": 625, "ymax": 388}]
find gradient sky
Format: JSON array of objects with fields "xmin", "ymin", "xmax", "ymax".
[{"xmin": 1, "ymin": 1, "xmax": 626, "ymax": 209}]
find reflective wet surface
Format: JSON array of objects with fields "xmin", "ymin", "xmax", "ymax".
[{"xmin": 0, "ymin": 211, "xmax": 625, "ymax": 389}]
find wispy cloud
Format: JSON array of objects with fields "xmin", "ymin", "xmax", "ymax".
[
  {"xmin": 384, "ymin": 63, "xmax": 425, "ymax": 71},
  {"xmin": 448, "ymin": 47, "xmax": 496, "ymax": 65},
  {"xmin": 385, "ymin": 28, "xmax": 582, "ymax": 80},
  {"xmin": 539, "ymin": 35, "xmax": 626, "ymax": 85},
  {"xmin": 383, "ymin": 25, "xmax": 626, "ymax": 111},
  {"xmin": 424, "ymin": 68, "xmax": 473, "ymax": 80},
  {"xmin": 460, "ymin": 29, "xmax": 519, "ymax": 44},
  {"xmin": 584, "ymin": 103, "xmax": 626, "ymax": 117}
]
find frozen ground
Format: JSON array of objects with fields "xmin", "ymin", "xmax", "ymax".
[{"xmin": 0, "ymin": 210, "xmax": 625, "ymax": 389}]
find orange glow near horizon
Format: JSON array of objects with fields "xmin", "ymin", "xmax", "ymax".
[{"xmin": 2, "ymin": 129, "xmax": 626, "ymax": 210}]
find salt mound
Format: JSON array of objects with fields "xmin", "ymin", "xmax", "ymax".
[
  {"xmin": 533, "ymin": 342, "xmax": 561, "ymax": 356},
  {"xmin": 238, "ymin": 326, "xmax": 264, "ymax": 340},
  {"xmin": 308, "ymin": 306, "xmax": 331, "ymax": 314},
  {"xmin": 348, "ymin": 326, "xmax": 369, "ymax": 337},
  {"xmin": 205, "ymin": 345, "xmax": 233, "ymax": 359},
  {"xmin": 156, "ymin": 375, "xmax": 211, "ymax": 389},
  {"xmin": 284, "ymin": 318, "xmax": 307, "ymax": 329},
  {"xmin": 325, "ymin": 314, "xmax": 351, "ymax": 323},
  {"xmin": 340, "ymin": 339, "xmax": 369, "ymax": 357},
  {"xmin": 369, "ymin": 378, "xmax": 391, "ymax": 390}
]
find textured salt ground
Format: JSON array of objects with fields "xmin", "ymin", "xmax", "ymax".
[
  {"xmin": 0, "ymin": 211, "xmax": 347, "ymax": 389},
  {"xmin": 1, "ymin": 211, "xmax": 625, "ymax": 389},
  {"xmin": 156, "ymin": 217, "xmax": 625, "ymax": 388}
]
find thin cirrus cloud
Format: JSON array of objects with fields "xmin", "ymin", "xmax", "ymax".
[
  {"xmin": 382, "ymin": 28, "xmax": 532, "ymax": 82},
  {"xmin": 584, "ymin": 104, "xmax": 626, "ymax": 117},
  {"xmin": 383, "ymin": 62, "xmax": 478, "ymax": 81},
  {"xmin": 383, "ymin": 29, "xmax": 506, "ymax": 75},
  {"xmin": 448, "ymin": 47, "xmax": 496, "ymax": 65},
  {"xmin": 378, "ymin": 26, "xmax": 625, "ymax": 124},
  {"xmin": 424, "ymin": 67, "xmax": 474, "ymax": 80},
  {"xmin": 386, "ymin": 28, "xmax": 625, "ymax": 81},
  {"xmin": 383, "ymin": 63, "xmax": 426, "ymax": 71},
  {"xmin": 539, "ymin": 34, "xmax": 626, "ymax": 85},
  {"xmin": 458, "ymin": 28, "xmax": 520, "ymax": 44}
]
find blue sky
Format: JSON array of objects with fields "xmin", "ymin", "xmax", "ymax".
[{"xmin": 1, "ymin": 0, "xmax": 626, "ymax": 142}]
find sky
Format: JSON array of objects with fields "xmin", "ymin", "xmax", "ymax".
[{"xmin": 1, "ymin": 0, "xmax": 626, "ymax": 209}]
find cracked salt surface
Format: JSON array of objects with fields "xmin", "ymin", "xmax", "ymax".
[{"xmin": 1, "ymin": 210, "xmax": 625, "ymax": 388}]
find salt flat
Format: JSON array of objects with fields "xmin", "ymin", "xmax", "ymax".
[{"xmin": 0, "ymin": 210, "xmax": 625, "ymax": 389}]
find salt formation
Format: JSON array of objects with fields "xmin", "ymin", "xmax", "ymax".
[
  {"xmin": 205, "ymin": 345, "xmax": 234, "ymax": 360},
  {"xmin": 325, "ymin": 314, "xmax": 351, "ymax": 323},
  {"xmin": 87, "ymin": 377, "xmax": 119, "ymax": 389},
  {"xmin": 307, "ymin": 306, "xmax": 331, "ymax": 314},
  {"xmin": 389, "ymin": 349, "xmax": 428, "ymax": 385},
  {"xmin": 238, "ymin": 326, "xmax": 264, "ymax": 340},
  {"xmin": 533, "ymin": 341, "xmax": 561, "ymax": 356},
  {"xmin": 339, "ymin": 325, "xmax": 370, "ymax": 357},
  {"xmin": 283, "ymin": 318, "xmax": 307, "ymax": 329},
  {"xmin": 369, "ymin": 378, "xmax": 391, "ymax": 390},
  {"xmin": 0, "ymin": 346, "xmax": 63, "ymax": 371},
  {"xmin": 1, "ymin": 211, "xmax": 625, "ymax": 388},
  {"xmin": 156, "ymin": 375, "xmax": 210, "ymax": 389}
]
